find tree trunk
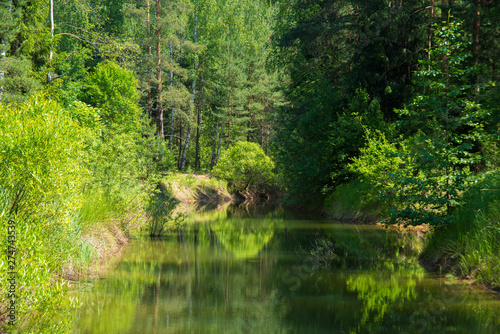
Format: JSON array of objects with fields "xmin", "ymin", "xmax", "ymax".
[
  {"xmin": 156, "ymin": 0, "xmax": 163, "ymax": 138},
  {"xmin": 246, "ymin": 62, "xmax": 252, "ymax": 142},
  {"xmin": 194, "ymin": 74, "xmax": 203, "ymax": 171},
  {"xmin": 428, "ymin": 0, "xmax": 434, "ymax": 71},
  {"xmin": 207, "ymin": 123, "xmax": 218, "ymax": 170},
  {"xmin": 227, "ymin": 67, "xmax": 232, "ymax": 148},
  {"xmin": 193, "ymin": 3, "xmax": 201, "ymax": 170},
  {"xmin": 1, "ymin": 1, "xmax": 12, "ymax": 101},
  {"xmin": 216, "ymin": 122, "xmax": 223, "ymax": 165},
  {"xmin": 178, "ymin": 119, "xmax": 183, "ymax": 167},
  {"xmin": 441, "ymin": 0, "xmax": 449, "ymax": 75},
  {"xmin": 260, "ymin": 99, "xmax": 264, "ymax": 147},
  {"xmin": 473, "ymin": 0, "xmax": 480, "ymax": 91},
  {"xmin": 47, "ymin": 0, "xmax": 54, "ymax": 83},
  {"xmin": 0, "ymin": 42, "xmax": 5, "ymax": 102},
  {"xmin": 146, "ymin": 0, "xmax": 152, "ymax": 119},
  {"xmin": 180, "ymin": 126, "xmax": 192, "ymax": 170},
  {"xmin": 169, "ymin": 42, "xmax": 175, "ymax": 152}
]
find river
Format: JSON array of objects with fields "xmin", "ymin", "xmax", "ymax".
[{"xmin": 72, "ymin": 202, "xmax": 500, "ymax": 333}]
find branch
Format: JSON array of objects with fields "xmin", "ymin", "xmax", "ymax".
[{"xmin": 57, "ymin": 33, "xmax": 100, "ymax": 49}]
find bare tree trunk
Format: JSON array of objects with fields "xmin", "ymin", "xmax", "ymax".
[
  {"xmin": 178, "ymin": 12, "xmax": 199, "ymax": 171},
  {"xmin": 194, "ymin": 74, "xmax": 203, "ymax": 171},
  {"xmin": 473, "ymin": 0, "xmax": 480, "ymax": 92},
  {"xmin": 180, "ymin": 126, "xmax": 192, "ymax": 170},
  {"xmin": 0, "ymin": 43, "xmax": 5, "ymax": 101},
  {"xmin": 156, "ymin": 0, "xmax": 164, "ymax": 138},
  {"xmin": 246, "ymin": 62, "xmax": 252, "ymax": 142},
  {"xmin": 178, "ymin": 119, "xmax": 183, "ymax": 167},
  {"xmin": 215, "ymin": 122, "xmax": 223, "ymax": 165},
  {"xmin": 192, "ymin": 3, "xmax": 200, "ymax": 170},
  {"xmin": 227, "ymin": 67, "xmax": 232, "ymax": 148},
  {"xmin": 207, "ymin": 123, "xmax": 218, "ymax": 170},
  {"xmin": 0, "ymin": 1, "xmax": 11, "ymax": 101},
  {"xmin": 147, "ymin": 0, "xmax": 152, "ymax": 118},
  {"xmin": 427, "ymin": 0, "xmax": 434, "ymax": 71},
  {"xmin": 169, "ymin": 42, "xmax": 175, "ymax": 152},
  {"xmin": 47, "ymin": 0, "xmax": 54, "ymax": 83},
  {"xmin": 260, "ymin": 99, "xmax": 264, "ymax": 147},
  {"xmin": 440, "ymin": 0, "xmax": 449, "ymax": 74}
]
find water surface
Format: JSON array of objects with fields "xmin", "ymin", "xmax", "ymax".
[{"xmin": 73, "ymin": 203, "xmax": 500, "ymax": 333}]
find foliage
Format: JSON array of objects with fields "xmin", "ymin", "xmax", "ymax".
[
  {"xmin": 0, "ymin": 57, "xmax": 40, "ymax": 103},
  {"xmin": 0, "ymin": 95, "xmax": 83, "ymax": 221},
  {"xmin": 0, "ymin": 1, "xmax": 499, "ymax": 325},
  {"xmin": 79, "ymin": 61, "xmax": 142, "ymax": 133},
  {"xmin": 421, "ymin": 171, "xmax": 500, "ymax": 288},
  {"xmin": 146, "ymin": 182, "xmax": 180, "ymax": 237},
  {"xmin": 0, "ymin": 96, "xmax": 84, "ymax": 332},
  {"xmin": 213, "ymin": 141, "xmax": 277, "ymax": 196},
  {"xmin": 344, "ymin": 129, "xmax": 417, "ymax": 221},
  {"xmin": 390, "ymin": 20, "xmax": 491, "ymax": 226},
  {"xmin": 349, "ymin": 129, "xmax": 411, "ymax": 193},
  {"xmin": 323, "ymin": 181, "xmax": 387, "ymax": 223}
]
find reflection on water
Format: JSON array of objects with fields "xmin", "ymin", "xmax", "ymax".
[{"xmin": 73, "ymin": 203, "xmax": 500, "ymax": 333}]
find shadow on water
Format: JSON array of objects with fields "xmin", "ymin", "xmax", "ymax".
[{"xmin": 72, "ymin": 202, "xmax": 500, "ymax": 334}]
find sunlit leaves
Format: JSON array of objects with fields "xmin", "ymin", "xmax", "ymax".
[{"xmin": 213, "ymin": 141, "xmax": 277, "ymax": 195}]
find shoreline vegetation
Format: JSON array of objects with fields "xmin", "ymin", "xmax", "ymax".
[
  {"xmin": 322, "ymin": 173, "xmax": 500, "ymax": 293},
  {"xmin": 63, "ymin": 172, "xmax": 266, "ymax": 280},
  {"xmin": 1, "ymin": 0, "xmax": 498, "ymax": 332}
]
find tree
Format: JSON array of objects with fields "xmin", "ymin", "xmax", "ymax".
[
  {"xmin": 213, "ymin": 141, "xmax": 277, "ymax": 196},
  {"xmin": 0, "ymin": 0, "xmax": 42, "ymax": 103},
  {"xmin": 79, "ymin": 61, "xmax": 141, "ymax": 133},
  {"xmin": 390, "ymin": 19, "xmax": 491, "ymax": 225}
]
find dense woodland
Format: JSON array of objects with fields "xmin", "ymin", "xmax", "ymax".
[{"xmin": 0, "ymin": 0, "xmax": 499, "ymax": 332}]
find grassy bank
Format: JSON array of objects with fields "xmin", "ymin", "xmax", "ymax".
[
  {"xmin": 324, "ymin": 172, "xmax": 500, "ymax": 290},
  {"xmin": 420, "ymin": 172, "xmax": 500, "ymax": 289},
  {"xmin": 161, "ymin": 173, "xmax": 232, "ymax": 203}
]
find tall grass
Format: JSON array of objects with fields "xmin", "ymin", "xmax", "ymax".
[
  {"xmin": 323, "ymin": 180, "xmax": 388, "ymax": 223},
  {"xmin": 78, "ymin": 190, "xmax": 123, "ymax": 231},
  {"xmin": 421, "ymin": 171, "xmax": 500, "ymax": 288}
]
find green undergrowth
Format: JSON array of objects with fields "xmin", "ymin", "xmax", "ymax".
[
  {"xmin": 0, "ymin": 91, "xmax": 163, "ymax": 332},
  {"xmin": 421, "ymin": 172, "xmax": 500, "ymax": 289},
  {"xmin": 323, "ymin": 180, "xmax": 388, "ymax": 223},
  {"xmin": 304, "ymin": 225, "xmax": 424, "ymax": 270}
]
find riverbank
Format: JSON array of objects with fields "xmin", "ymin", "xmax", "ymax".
[
  {"xmin": 322, "ymin": 174, "xmax": 500, "ymax": 292},
  {"xmin": 62, "ymin": 219, "xmax": 140, "ymax": 281},
  {"xmin": 161, "ymin": 173, "xmax": 234, "ymax": 203},
  {"xmin": 64, "ymin": 174, "xmax": 233, "ymax": 282},
  {"xmin": 72, "ymin": 201, "xmax": 500, "ymax": 333}
]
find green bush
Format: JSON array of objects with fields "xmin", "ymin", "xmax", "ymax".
[
  {"xmin": 213, "ymin": 141, "xmax": 278, "ymax": 196},
  {"xmin": 348, "ymin": 129, "xmax": 415, "ymax": 198},
  {"xmin": 0, "ymin": 95, "xmax": 84, "ymax": 332},
  {"xmin": 79, "ymin": 60, "xmax": 141, "ymax": 133}
]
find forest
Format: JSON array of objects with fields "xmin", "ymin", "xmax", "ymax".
[{"xmin": 0, "ymin": 0, "xmax": 499, "ymax": 332}]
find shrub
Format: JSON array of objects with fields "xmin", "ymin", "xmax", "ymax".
[
  {"xmin": 213, "ymin": 141, "xmax": 278, "ymax": 196},
  {"xmin": 0, "ymin": 95, "xmax": 84, "ymax": 332},
  {"xmin": 79, "ymin": 60, "xmax": 141, "ymax": 133}
]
